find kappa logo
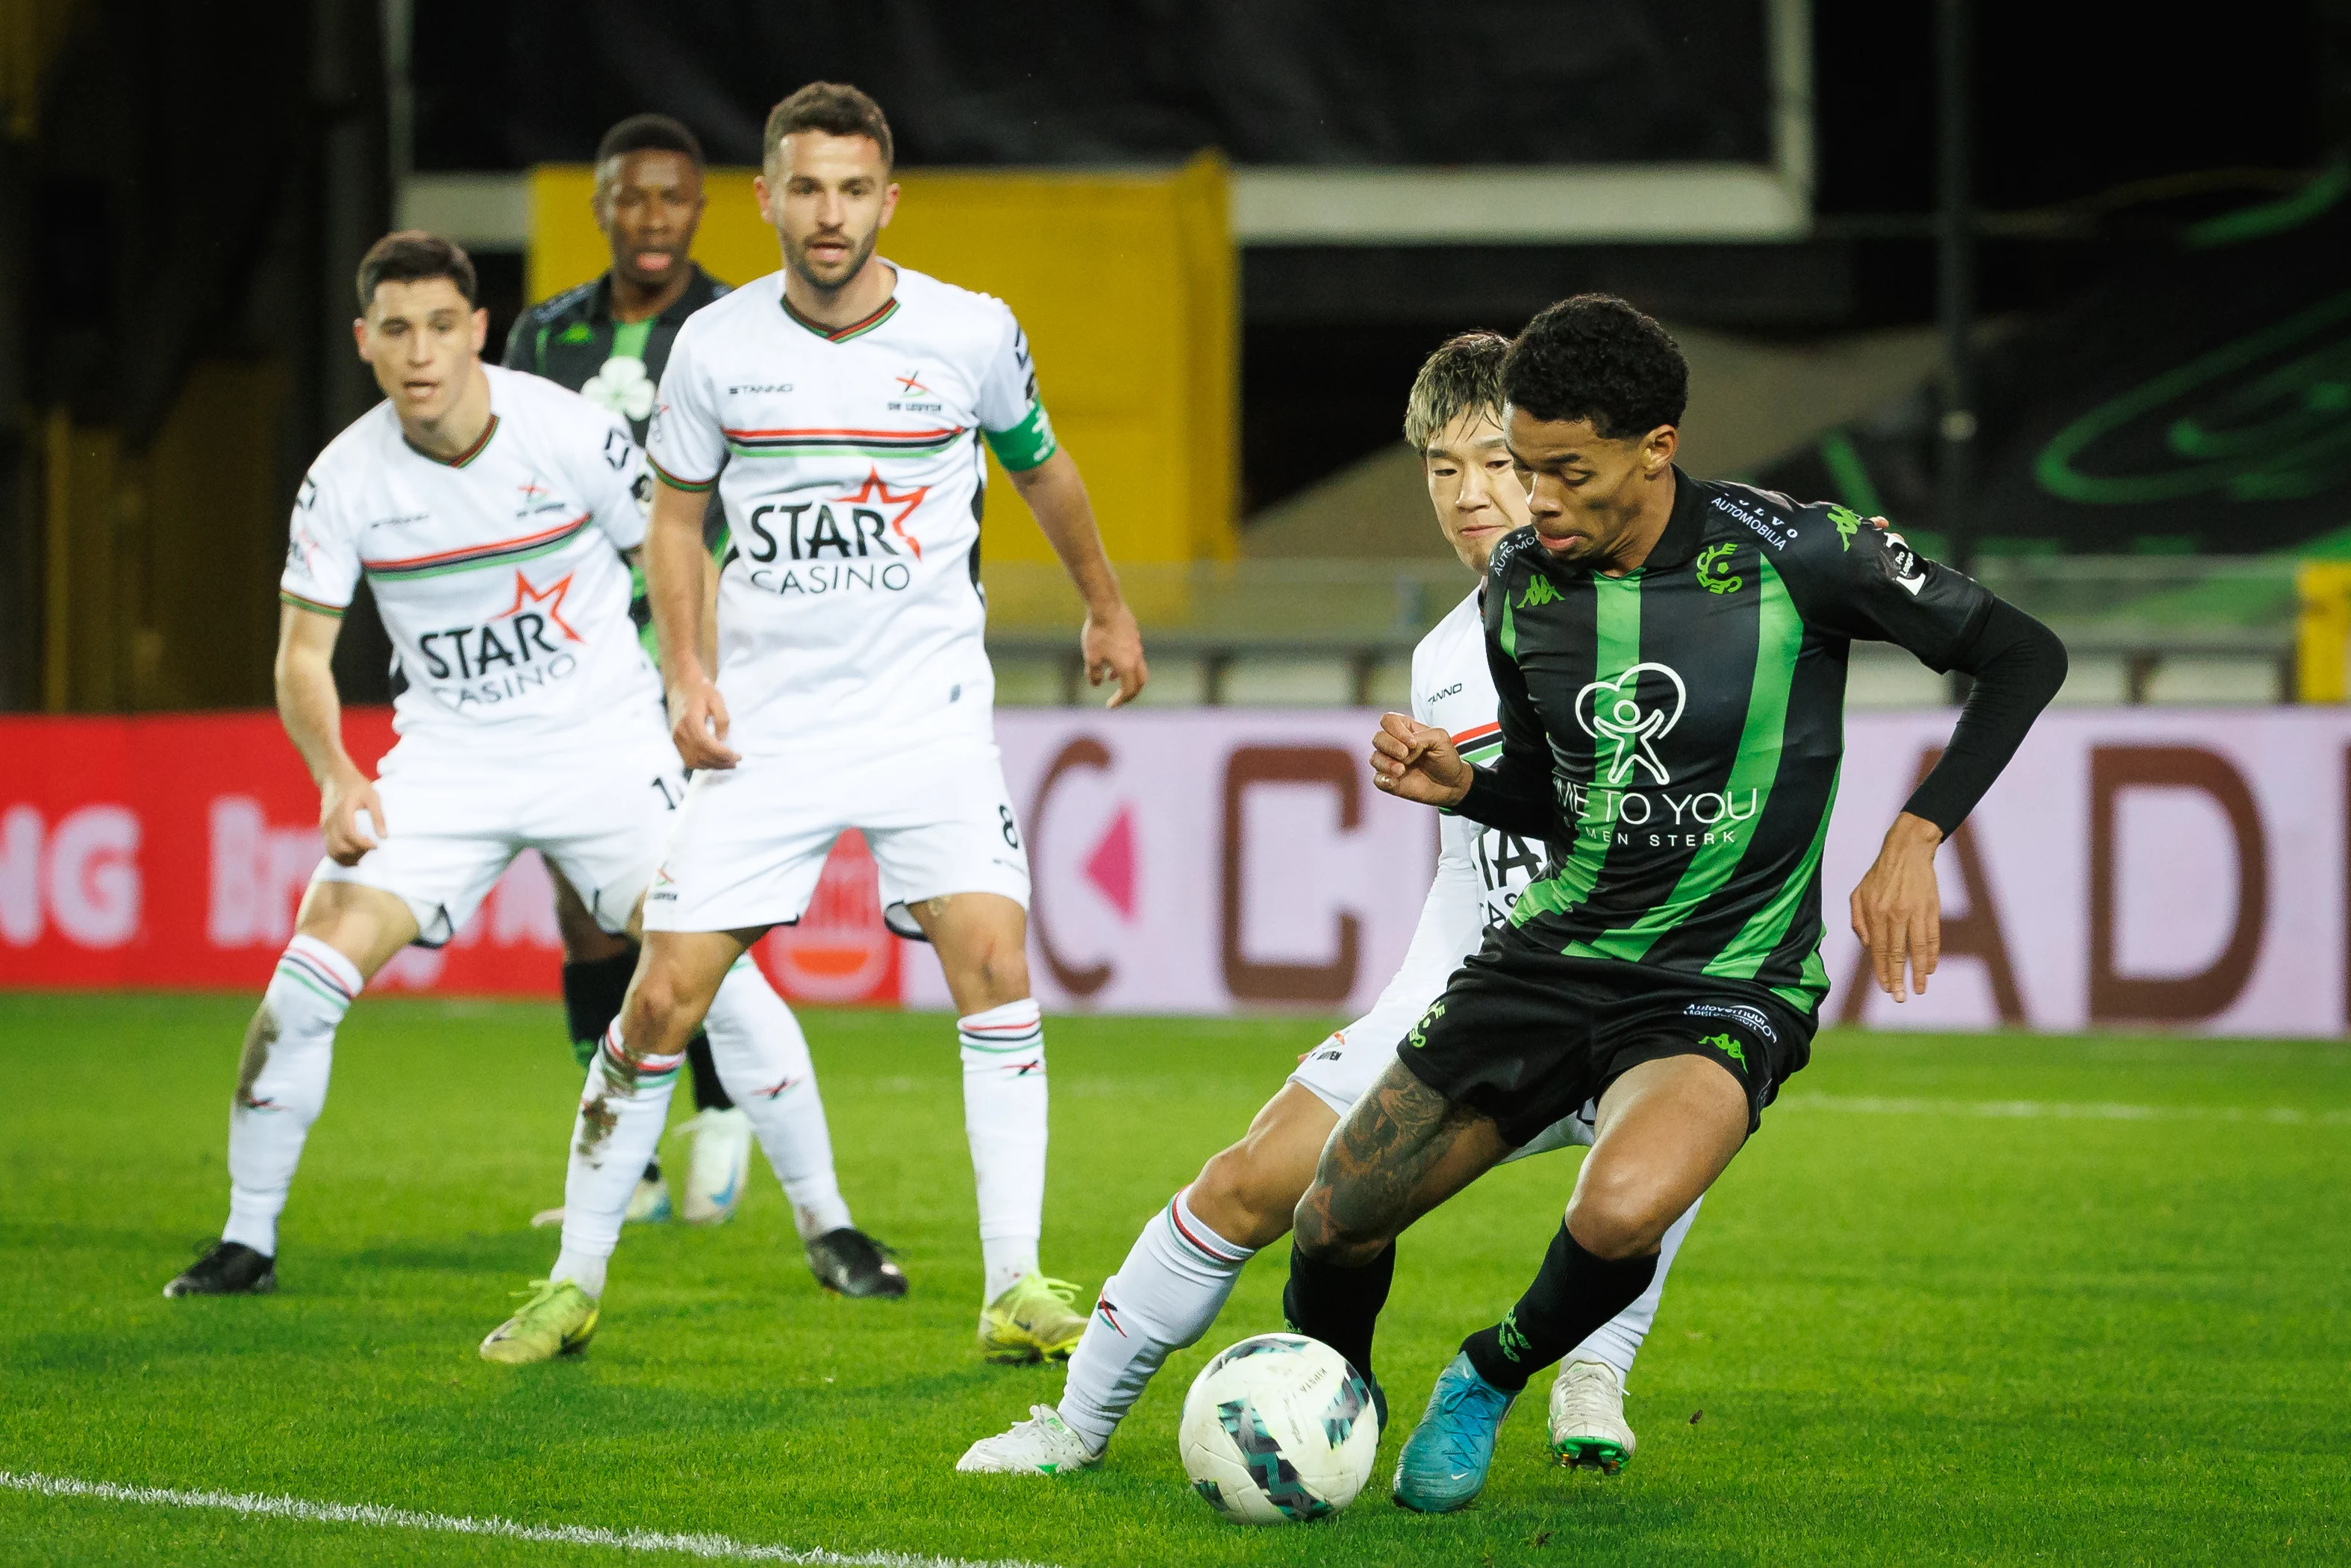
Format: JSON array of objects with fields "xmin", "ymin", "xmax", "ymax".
[
  {"xmin": 1698, "ymin": 1031, "xmax": 1748, "ymax": 1069},
  {"xmin": 1574, "ymin": 663, "xmax": 1687, "ymax": 786},
  {"xmin": 1517, "ymin": 575, "xmax": 1563, "ymax": 609}
]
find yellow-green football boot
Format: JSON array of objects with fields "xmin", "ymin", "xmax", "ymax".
[
  {"xmin": 977, "ymin": 1273, "xmax": 1086, "ymax": 1363},
  {"xmin": 478, "ymin": 1278, "xmax": 599, "ymax": 1364}
]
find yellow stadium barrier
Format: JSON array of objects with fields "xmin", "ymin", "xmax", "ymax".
[
  {"xmin": 526, "ymin": 156, "xmax": 1235, "ymax": 630},
  {"xmin": 2297, "ymin": 561, "xmax": 2351, "ymax": 702}
]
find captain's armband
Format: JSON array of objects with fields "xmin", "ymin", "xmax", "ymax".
[{"xmin": 982, "ymin": 403, "xmax": 1059, "ymax": 472}]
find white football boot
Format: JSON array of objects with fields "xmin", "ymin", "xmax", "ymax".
[
  {"xmin": 678, "ymin": 1108, "xmax": 752, "ymax": 1225},
  {"xmin": 529, "ymin": 1161, "xmax": 669, "ymax": 1229},
  {"xmin": 1547, "ymin": 1358, "xmax": 1636, "ymax": 1473},
  {"xmin": 955, "ymin": 1405, "xmax": 1103, "ymax": 1476}
]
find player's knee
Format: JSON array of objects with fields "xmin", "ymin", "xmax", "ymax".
[
  {"xmin": 1564, "ymin": 1169, "xmax": 1676, "ymax": 1261},
  {"xmin": 1291, "ymin": 1186, "xmax": 1387, "ymax": 1266},
  {"xmin": 1193, "ymin": 1144, "xmax": 1301, "ymax": 1248},
  {"xmin": 622, "ymin": 966, "xmax": 694, "ymax": 1050}
]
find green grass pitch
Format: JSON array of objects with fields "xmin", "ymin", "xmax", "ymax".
[{"xmin": 1, "ymin": 993, "xmax": 2346, "ymax": 1566}]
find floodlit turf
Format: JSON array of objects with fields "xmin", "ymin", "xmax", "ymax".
[{"xmin": 1, "ymin": 994, "xmax": 2347, "ymax": 1567}]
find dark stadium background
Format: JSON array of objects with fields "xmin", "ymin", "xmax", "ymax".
[{"xmin": 0, "ymin": 0, "xmax": 2343, "ymax": 709}]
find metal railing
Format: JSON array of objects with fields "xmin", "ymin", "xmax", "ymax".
[{"xmin": 981, "ymin": 555, "xmax": 2308, "ymax": 706}]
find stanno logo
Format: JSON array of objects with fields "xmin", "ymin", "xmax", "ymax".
[
  {"xmin": 1517, "ymin": 575, "xmax": 1562, "ymax": 609},
  {"xmin": 1574, "ymin": 663, "xmax": 1687, "ymax": 786},
  {"xmin": 1695, "ymin": 541, "xmax": 1743, "ymax": 595}
]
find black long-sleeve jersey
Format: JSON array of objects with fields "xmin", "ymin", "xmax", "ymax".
[{"xmin": 1455, "ymin": 469, "xmax": 2061, "ymax": 1019}]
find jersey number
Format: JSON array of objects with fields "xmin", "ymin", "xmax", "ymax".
[
  {"xmin": 999, "ymin": 805, "xmax": 1022, "ymax": 849},
  {"xmin": 650, "ymin": 776, "xmax": 681, "ymax": 810}
]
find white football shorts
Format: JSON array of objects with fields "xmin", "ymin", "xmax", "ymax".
[
  {"xmin": 311, "ymin": 711, "xmax": 681, "ymax": 946},
  {"xmin": 1287, "ymin": 987, "xmax": 1596, "ymax": 1161},
  {"xmin": 642, "ymin": 736, "xmax": 1030, "ymax": 937}
]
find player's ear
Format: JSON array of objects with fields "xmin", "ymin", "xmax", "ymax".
[
  {"xmin": 1644, "ymin": 425, "xmax": 1678, "ymax": 475},
  {"xmin": 351, "ymin": 316, "xmax": 369, "ymax": 360},
  {"xmin": 753, "ymin": 172, "xmax": 775, "ymax": 226},
  {"xmin": 878, "ymin": 181, "xmax": 899, "ymax": 230},
  {"xmin": 469, "ymin": 307, "xmax": 488, "ymax": 354}
]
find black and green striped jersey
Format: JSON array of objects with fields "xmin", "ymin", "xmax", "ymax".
[
  {"xmin": 1469, "ymin": 469, "xmax": 1993, "ymax": 1019},
  {"xmin": 501, "ymin": 265, "xmax": 729, "ymax": 446}
]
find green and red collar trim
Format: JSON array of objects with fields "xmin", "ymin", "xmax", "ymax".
[
  {"xmin": 781, "ymin": 293, "xmax": 899, "ymax": 343},
  {"xmin": 404, "ymin": 413, "xmax": 500, "ymax": 468}
]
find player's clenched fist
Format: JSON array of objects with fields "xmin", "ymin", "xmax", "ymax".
[
  {"xmin": 668, "ymin": 674, "xmax": 741, "ymax": 771},
  {"xmin": 319, "ymin": 766, "xmax": 386, "ymax": 866},
  {"xmin": 1368, "ymin": 711, "xmax": 1473, "ymax": 807}
]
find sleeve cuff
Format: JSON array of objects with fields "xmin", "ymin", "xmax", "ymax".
[
  {"xmin": 278, "ymin": 590, "xmax": 347, "ymax": 618},
  {"xmin": 648, "ymin": 455, "xmax": 718, "ymax": 493}
]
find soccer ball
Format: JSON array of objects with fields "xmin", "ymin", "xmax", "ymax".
[{"xmin": 1178, "ymin": 1333, "xmax": 1379, "ymax": 1525}]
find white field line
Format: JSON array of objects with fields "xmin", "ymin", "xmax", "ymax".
[
  {"xmin": 0, "ymin": 1471, "xmax": 1062, "ymax": 1568},
  {"xmin": 1779, "ymin": 1093, "xmax": 2351, "ymax": 1126}
]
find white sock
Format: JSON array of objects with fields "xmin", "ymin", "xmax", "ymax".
[
  {"xmin": 958, "ymin": 998, "xmax": 1046, "ymax": 1299},
  {"xmin": 1568, "ymin": 1195, "xmax": 1702, "ymax": 1381},
  {"xmin": 702, "ymin": 955, "xmax": 852, "ymax": 1241},
  {"xmin": 1058, "ymin": 1185, "xmax": 1256, "ymax": 1452},
  {"xmin": 552, "ymin": 1021, "xmax": 684, "ymax": 1299},
  {"xmin": 222, "ymin": 935, "xmax": 361, "ymax": 1257}
]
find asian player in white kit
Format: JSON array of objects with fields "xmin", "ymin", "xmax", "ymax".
[
  {"xmin": 163, "ymin": 234, "xmax": 893, "ymax": 1336},
  {"xmin": 482, "ymin": 84, "xmax": 1150, "ymax": 1365},
  {"xmin": 958, "ymin": 334, "xmax": 1700, "ymax": 1477}
]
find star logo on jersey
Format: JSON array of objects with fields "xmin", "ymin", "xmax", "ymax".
[
  {"xmin": 517, "ymin": 476, "xmax": 549, "ymax": 503},
  {"xmin": 1575, "ymin": 662, "xmax": 1687, "ymax": 787},
  {"xmin": 833, "ymin": 467, "xmax": 929, "ymax": 559},
  {"xmin": 504, "ymin": 570, "xmax": 584, "ymax": 642},
  {"xmin": 894, "ymin": 369, "xmax": 929, "ymax": 396}
]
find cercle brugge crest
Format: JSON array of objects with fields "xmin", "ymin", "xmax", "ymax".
[{"xmin": 1573, "ymin": 663, "xmax": 1687, "ymax": 787}]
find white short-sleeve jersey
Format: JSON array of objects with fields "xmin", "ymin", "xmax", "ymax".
[
  {"xmin": 646, "ymin": 263, "xmax": 1058, "ymax": 758},
  {"xmin": 1354, "ymin": 587, "xmax": 1548, "ymax": 1013},
  {"xmin": 280, "ymin": 364, "xmax": 661, "ymax": 746},
  {"xmin": 1290, "ymin": 582, "xmax": 1579, "ymax": 1134}
]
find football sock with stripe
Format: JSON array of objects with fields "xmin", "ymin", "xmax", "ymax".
[
  {"xmin": 701, "ymin": 955, "xmax": 852, "ymax": 1240},
  {"xmin": 1281, "ymin": 1238, "xmax": 1396, "ymax": 1388},
  {"xmin": 1461, "ymin": 1222, "xmax": 1660, "ymax": 1393},
  {"xmin": 958, "ymin": 998, "xmax": 1048, "ymax": 1299},
  {"xmin": 1058, "ymin": 1185, "xmax": 1256, "ymax": 1452},
  {"xmin": 559, "ymin": 947, "xmax": 665, "ymax": 1185},
  {"xmin": 1568, "ymin": 1196, "xmax": 1700, "ymax": 1380},
  {"xmin": 552, "ymin": 1022, "xmax": 684, "ymax": 1299},
  {"xmin": 222, "ymin": 935, "xmax": 362, "ymax": 1258}
]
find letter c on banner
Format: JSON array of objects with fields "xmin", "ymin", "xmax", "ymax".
[
  {"xmin": 1221, "ymin": 747, "xmax": 1361, "ymax": 1005},
  {"xmin": 2089, "ymin": 746, "xmax": 2267, "ymax": 1022},
  {"xmin": 1029, "ymin": 736, "xmax": 1114, "ymax": 997}
]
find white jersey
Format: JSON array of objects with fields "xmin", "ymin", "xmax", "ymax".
[
  {"xmin": 646, "ymin": 263, "xmax": 1058, "ymax": 758},
  {"xmin": 1292, "ymin": 584, "xmax": 1559, "ymax": 1119},
  {"xmin": 1358, "ymin": 586, "xmax": 1548, "ymax": 1023},
  {"xmin": 281, "ymin": 364, "xmax": 659, "ymax": 747}
]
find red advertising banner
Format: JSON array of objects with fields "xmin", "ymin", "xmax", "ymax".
[
  {"xmin": 0, "ymin": 710, "xmax": 902, "ymax": 1006},
  {"xmin": 9, "ymin": 706, "xmax": 2351, "ymax": 1035}
]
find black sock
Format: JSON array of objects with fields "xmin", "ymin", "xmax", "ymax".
[
  {"xmin": 686, "ymin": 1031, "xmax": 734, "ymax": 1112},
  {"xmin": 1282, "ymin": 1240, "xmax": 1397, "ymax": 1387},
  {"xmin": 560, "ymin": 950, "xmax": 637, "ymax": 1069},
  {"xmin": 1461, "ymin": 1223, "xmax": 1658, "ymax": 1393}
]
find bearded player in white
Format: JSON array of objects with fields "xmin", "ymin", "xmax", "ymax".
[
  {"xmin": 478, "ymin": 82, "xmax": 1149, "ymax": 1365},
  {"xmin": 961, "ymin": 333, "xmax": 1702, "ymax": 1476},
  {"xmin": 163, "ymin": 233, "xmax": 896, "ymax": 1325}
]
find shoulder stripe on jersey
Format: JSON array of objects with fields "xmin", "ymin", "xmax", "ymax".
[
  {"xmin": 722, "ymin": 425, "xmax": 968, "ymax": 460},
  {"xmin": 278, "ymin": 590, "xmax": 346, "ymax": 618},
  {"xmin": 780, "ymin": 293, "xmax": 899, "ymax": 342},
  {"xmin": 361, "ymin": 515, "xmax": 589, "ymax": 581}
]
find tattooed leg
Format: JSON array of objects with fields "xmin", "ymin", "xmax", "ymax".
[{"xmin": 1293, "ymin": 1060, "xmax": 1511, "ymax": 1266}]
